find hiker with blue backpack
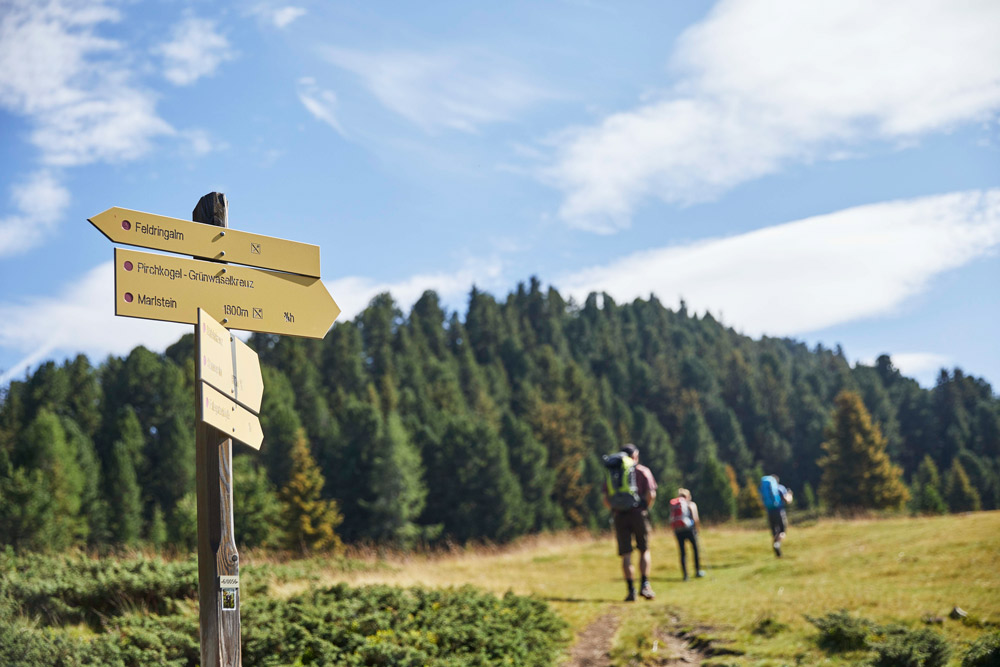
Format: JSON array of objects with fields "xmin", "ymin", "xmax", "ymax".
[
  {"xmin": 760, "ymin": 475, "xmax": 793, "ymax": 557},
  {"xmin": 602, "ymin": 443, "xmax": 658, "ymax": 601},
  {"xmin": 669, "ymin": 488, "xmax": 705, "ymax": 581}
]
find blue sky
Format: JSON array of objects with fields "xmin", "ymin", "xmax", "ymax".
[{"xmin": 1, "ymin": 0, "xmax": 998, "ymax": 391}]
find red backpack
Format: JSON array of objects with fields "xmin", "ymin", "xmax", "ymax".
[{"xmin": 669, "ymin": 497, "xmax": 694, "ymax": 530}]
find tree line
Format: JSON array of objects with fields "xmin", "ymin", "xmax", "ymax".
[{"xmin": 1, "ymin": 278, "xmax": 997, "ymax": 552}]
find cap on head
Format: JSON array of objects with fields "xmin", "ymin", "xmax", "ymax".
[{"xmin": 622, "ymin": 443, "xmax": 638, "ymax": 457}]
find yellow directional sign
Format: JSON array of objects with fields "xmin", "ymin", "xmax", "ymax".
[
  {"xmin": 90, "ymin": 207, "xmax": 321, "ymax": 277},
  {"xmin": 114, "ymin": 248, "xmax": 340, "ymax": 338},
  {"xmin": 200, "ymin": 382, "xmax": 263, "ymax": 450},
  {"xmin": 197, "ymin": 309, "xmax": 264, "ymax": 413}
]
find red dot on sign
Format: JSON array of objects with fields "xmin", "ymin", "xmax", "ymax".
[
  {"xmin": 124, "ymin": 261, "xmax": 133, "ymax": 271},
  {"xmin": 122, "ymin": 220, "xmax": 131, "ymax": 230},
  {"xmin": 124, "ymin": 293, "xmax": 133, "ymax": 303}
]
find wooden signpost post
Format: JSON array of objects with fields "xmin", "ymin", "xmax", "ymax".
[{"xmin": 88, "ymin": 192, "xmax": 340, "ymax": 667}]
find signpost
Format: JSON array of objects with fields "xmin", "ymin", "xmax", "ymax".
[
  {"xmin": 114, "ymin": 247, "xmax": 340, "ymax": 339},
  {"xmin": 89, "ymin": 206, "xmax": 321, "ymax": 277},
  {"xmin": 89, "ymin": 192, "xmax": 340, "ymax": 667}
]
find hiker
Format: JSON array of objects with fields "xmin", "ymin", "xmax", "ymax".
[
  {"xmin": 669, "ymin": 488, "xmax": 704, "ymax": 581},
  {"xmin": 602, "ymin": 443, "xmax": 658, "ymax": 601},
  {"xmin": 760, "ymin": 475, "xmax": 793, "ymax": 557}
]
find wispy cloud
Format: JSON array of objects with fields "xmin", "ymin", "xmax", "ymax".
[
  {"xmin": 0, "ymin": 262, "xmax": 189, "ymax": 385},
  {"xmin": 156, "ymin": 16, "xmax": 235, "ymax": 86},
  {"xmin": 327, "ymin": 258, "xmax": 505, "ymax": 321},
  {"xmin": 272, "ymin": 6, "xmax": 306, "ymax": 29},
  {"xmin": 0, "ymin": 0, "xmax": 174, "ymax": 166},
  {"xmin": 0, "ymin": 171, "xmax": 71, "ymax": 257},
  {"xmin": 559, "ymin": 189, "xmax": 1000, "ymax": 335},
  {"xmin": 543, "ymin": 0, "xmax": 1000, "ymax": 232},
  {"xmin": 320, "ymin": 46, "xmax": 550, "ymax": 133},
  {"xmin": 297, "ymin": 77, "xmax": 347, "ymax": 137}
]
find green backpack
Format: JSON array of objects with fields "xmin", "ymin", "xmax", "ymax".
[{"xmin": 603, "ymin": 452, "xmax": 640, "ymax": 511}]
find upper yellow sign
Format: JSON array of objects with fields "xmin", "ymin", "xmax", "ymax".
[
  {"xmin": 197, "ymin": 309, "xmax": 264, "ymax": 413},
  {"xmin": 115, "ymin": 248, "xmax": 340, "ymax": 338},
  {"xmin": 90, "ymin": 207, "xmax": 321, "ymax": 278}
]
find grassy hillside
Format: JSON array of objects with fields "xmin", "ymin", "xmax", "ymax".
[{"xmin": 302, "ymin": 511, "xmax": 1000, "ymax": 665}]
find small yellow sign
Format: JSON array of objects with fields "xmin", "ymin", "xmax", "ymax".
[
  {"xmin": 90, "ymin": 207, "xmax": 321, "ymax": 277},
  {"xmin": 200, "ymin": 382, "xmax": 263, "ymax": 450},
  {"xmin": 115, "ymin": 248, "xmax": 340, "ymax": 339},
  {"xmin": 197, "ymin": 309, "xmax": 264, "ymax": 413}
]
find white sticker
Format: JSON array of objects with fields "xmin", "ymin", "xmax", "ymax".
[{"xmin": 219, "ymin": 575, "xmax": 239, "ymax": 588}]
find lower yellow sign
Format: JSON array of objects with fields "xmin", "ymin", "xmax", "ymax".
[{"xmin": 200, "ymin": 382, "xmax": 263, "ymax": 450}]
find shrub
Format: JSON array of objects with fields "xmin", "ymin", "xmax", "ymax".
[
  {"xmin": 963, "ymin": 632, "xmax": 1000, "ymax": 667},
  {"xmin": 751, "ymin": 613, "xmax": 788, "ymax": 638},
  {"xmin": 867, "ymin": 626, "xmax": 950, "ymax": 667},
  {"xmin": 806, "ymin": 610, "xmax": 874, "ymax": 652}
]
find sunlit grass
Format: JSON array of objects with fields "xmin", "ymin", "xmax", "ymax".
[{"xmin": 295, "ymin": 511, "xmax": 1000, "ymax": 665}]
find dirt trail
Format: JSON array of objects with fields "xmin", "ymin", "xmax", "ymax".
[{"xmin": 562, "ymin": 613, "xmax": 708, "ymax": 667}]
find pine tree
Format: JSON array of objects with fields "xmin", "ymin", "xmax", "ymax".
[
  {"xmin": 819, "ymin": 391, "xmax": 909, "ymax": 512},
  {"xmin": 910, "ymin": 455, "xmax": 946, "ymax": 515},
  {"xmin": 107, "ymin": 408, "xmax": 143, "ymax": 545},
  {"xmin": 943, "ymin": 458, "xmax": 981, "ymax": 513},
  {"xmin": 279, "ymin": 428, "xmax": 343, "ymax": 554},
  {"xmin": 736, "ymin": 474, "xmax": 765, "ymax": 519},
  {"xmin": 692, "ymin": 454, "xmax": 736, "ymax": 522},
  {"xmin": 233, "ymin": 454, "xmax": 284, "ymax": 548}
]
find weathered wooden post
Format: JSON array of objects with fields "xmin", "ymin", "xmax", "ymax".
[{"xmin": 193, "ymin": 192, "xmax": 241, "ymax": 667}]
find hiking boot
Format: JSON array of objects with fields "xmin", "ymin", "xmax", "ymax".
[
  {"xmin": 639, "ymin": 583, "xmax": 655, "ymax": 600},
  {"xmin": 773, "ymin": 541, "xmax": 782, "ymax": 557},
  {"xmin": 696, "ymin": 570, "xmax": 706, "ymax": 578},
  {"xmin": 624, "ymin": 590, "xmax": 637, "ymax": 602}
]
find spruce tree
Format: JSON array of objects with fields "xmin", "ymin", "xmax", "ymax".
[
  {"xmin": 233, "ymin": 454, "xmax": 284, "ymax": 548},
  {"xmin": 279, "ymin": 427, "xmax": 343, "ymax": 554},
  {"xmin": 737, "ymin": 474, "xmax": 765, "ymax": 519},
  {"xmin": 819, "ymin": 391, "xmax": 909, "ymax": 512},
  {"xmin": 943, "ymin": 458, "xmax": 981, "ymax": 513},
  {"xmin": 692, "ymin": 454, "xmax": 736, "ymax": 522},
  {"xmin": 911, "ymin": 455, "xmax": 946, "ymax": 515},
  {"xmin": 107, "ymin": 408, "xmax": 143, "ymax": 545}
]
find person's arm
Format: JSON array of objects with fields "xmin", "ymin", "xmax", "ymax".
[
  {"xmin": 645, "ymin": 487, "xmax": 656, "ymax": 510},
  {"xmin": 691, "ymin": 502, "xmax": 700, "ymax": 529}
]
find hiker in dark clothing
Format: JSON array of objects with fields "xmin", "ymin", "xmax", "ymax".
[
  {"xmin": 603, "ymin": 444, "xmax": 658, "ymax": 601},
  {"xmin": 760, "ymin": 475, "xmax": 793, "ymax": 557},
  {"xmin": 670, "ymin": 488, "xmax": 704, "ymax": 581}
]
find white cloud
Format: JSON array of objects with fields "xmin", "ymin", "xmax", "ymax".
[
  {"xmin": 544, "ymin": 0, "xmax": 1000, "ymax": 232},
  {"xmin": 321, "ymin": 46, "xmax": 549, "ymax": 133},
  {"xmin": 0, "ymin": 262, "xmax": 189, "ymax": 386},
  {"xmin": 559, "ymin": 189, "xmax": 1000, "ymax": 336},
  {"xmin": 272, "ymin": 6, "xmax": 306, "ymax": 29},
  {"xmin": 0, "ymin": 171, "xmax": 71, "ymax": 257},
  {"xmin": 327, "ymin": 259, "xmax": 505, "ymax": 321},
  {"xmin": 297, "ymin": 77, "xmax": 347, "ymax": 137},
  {"xmin": 156, "ymin": 16, "xmax": 235, "ymax": 86},
  {"xmin": 855, "ymin": 352, "xmax": 951, "ymax": 388},
  {"xmin": 0, "ymin": 0, "xmax": 174, "ymax": 166}
]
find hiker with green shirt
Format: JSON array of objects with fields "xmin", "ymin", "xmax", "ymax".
[{"xmin": 602, "ymin": 443, "xmax": 658, "ymax": 601}]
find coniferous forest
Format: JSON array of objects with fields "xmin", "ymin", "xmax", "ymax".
[{"xmin": 2, "ymin": 278, "xmax": 998, "ymax": 553}]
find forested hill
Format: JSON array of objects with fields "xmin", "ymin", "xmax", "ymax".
[{"xmin": 2, "ymin": 278, "xmax": 998, "ymax": 552}]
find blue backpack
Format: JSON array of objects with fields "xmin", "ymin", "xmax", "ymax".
[{"xmin": 760, "ymin": 475, "xmax": 782, "ymax": 510}]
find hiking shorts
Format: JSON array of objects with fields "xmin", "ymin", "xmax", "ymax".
[
  {"xmin": 614, "ymin": 509, "xmax": 650, "ymax": 556},
  {"xmin": 767, "ymin": 508, "xmax": 787, "ymax": 538}
]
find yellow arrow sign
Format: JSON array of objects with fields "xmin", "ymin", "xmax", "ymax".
[
  {"xmin": 115, "ymin": 248, "xmax": 340, "ymax": 338},
  {"xmin": 90, "ymin": 207, "xmax": 321, "ymax": 278},
  {"xmin": 197, "ymin": 309, "xmax": 264, "ymax": 413},
  {"xmin": 200, "ymin": 382, "xmax": 263, "ymax": 450}
]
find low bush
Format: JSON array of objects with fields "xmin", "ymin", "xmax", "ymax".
[
  {"xmin": 868, "ymin": 625, "xmax": 950, "ymax": 667},
  {"xmin": 806, "ymin": 609, "xmax": 873, "ymax": 652},
  {"xmin": 963, "ymin": 631, "xmax": 1000, "ymax": 667}
]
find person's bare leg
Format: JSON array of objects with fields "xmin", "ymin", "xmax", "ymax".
[
  {"xmin": 621, "ymin": 553, "xmax": 634, "ymax": 581},
  {"xmin": 639, "ymin": 549, "xmax": 651, "ymax": 578}
]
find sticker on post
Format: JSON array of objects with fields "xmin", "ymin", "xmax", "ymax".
[
  {"xmin": 222, "ymin": 589, "xmax": 237, "ymax": 610},
  {"xmin": 219, "ymin": 575, "xmax": 239, "ymax": 588}
]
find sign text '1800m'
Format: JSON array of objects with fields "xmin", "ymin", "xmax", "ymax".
[{"xmin": 224, "ymin": 305, "xmax": 250, "ymax": 318}]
